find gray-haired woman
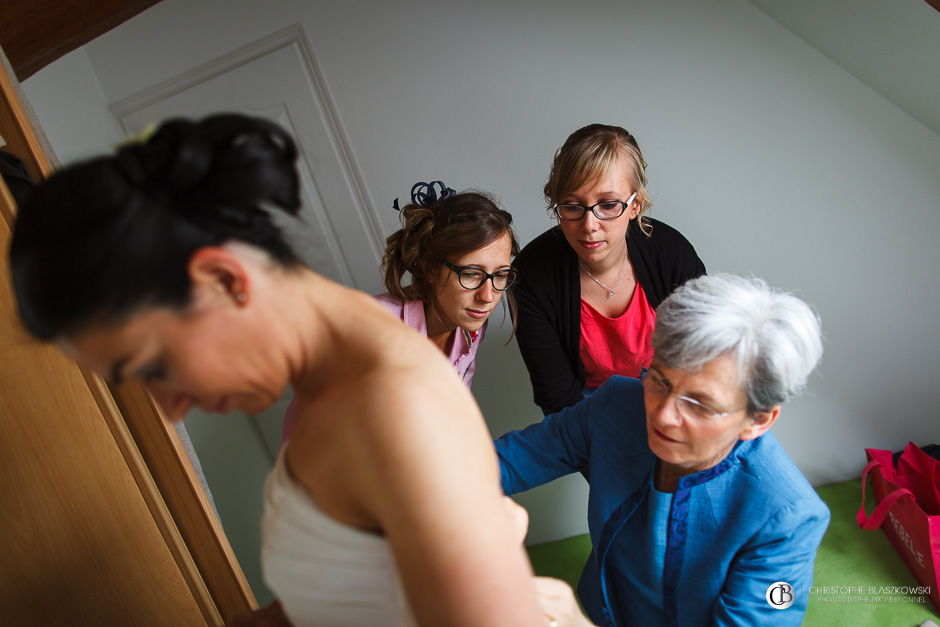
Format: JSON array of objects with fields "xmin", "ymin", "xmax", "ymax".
[{"xmin": 496, "ymin": 274, "xmax": 830, "ymax": 626}]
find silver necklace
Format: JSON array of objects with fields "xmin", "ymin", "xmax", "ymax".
[{"xmin": 580, "ymin": 255, "xmax": 628, "ymax": 297}]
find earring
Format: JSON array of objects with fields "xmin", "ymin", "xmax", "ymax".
[{"xmin": 235, "ymin": 292, "xmax": 247, "ymax": 303}]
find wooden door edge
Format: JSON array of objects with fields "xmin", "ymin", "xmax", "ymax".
[
  {"xmin": 0, "ymin": 173, "xmax": 16, "ymax": 232},
  {"xmin": 148, "ymin": 394, "xmax": 259, "ymax": 610},
  {"xmin": 83, "ymin": 372, "xmax": 226, "ymax": 626},
  {"xmin": 0, "ymin": 47, "xmax": 57, "ymax": 180},
  {"xmin": 110, "ymin": 383, "xmax": 258, "ymax": 619}
]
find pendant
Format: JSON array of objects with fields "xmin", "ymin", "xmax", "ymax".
[{"xmin": 608, "ymin": 290, "xmax": 615, "ymax": 297}]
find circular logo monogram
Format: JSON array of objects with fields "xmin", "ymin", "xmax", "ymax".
[{"xmin": 766, "ymin": 581, "xmax": 795, "ymax": 609}]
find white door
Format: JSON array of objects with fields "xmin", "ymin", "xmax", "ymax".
[{"xmin": 112, "ymin": 25, "xmax": 383, "ymax": 293}]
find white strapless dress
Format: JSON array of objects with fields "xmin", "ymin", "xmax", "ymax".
[{"xmin": 261, "ymin": 451, "xmax": 417, "ymax": 626}]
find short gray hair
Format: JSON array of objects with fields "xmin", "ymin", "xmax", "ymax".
[{"xmin": 652, "ymin": 274, "xmax": 822, "ymax": 413}]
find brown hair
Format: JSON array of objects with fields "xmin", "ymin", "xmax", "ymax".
[
  {"xmin": 382, "ymin": 191, "xmax": 520, "ymax": 326},
  {"xmin": 544, "ymin": 123, "xmax": 654, "ymax": 236}
]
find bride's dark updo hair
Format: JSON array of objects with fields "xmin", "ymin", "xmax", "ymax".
[{"xmin": 10, "ymin": 113, "xmax": 304, "ymax": 340}]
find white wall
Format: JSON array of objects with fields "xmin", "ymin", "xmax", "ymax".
[
  {"xmin": 24, "ymin": 0, "xmax": 940, "ymax": 554},
  {"xmin": 21, "ymin": 47, "xmax": 124, "ymax": 164}
]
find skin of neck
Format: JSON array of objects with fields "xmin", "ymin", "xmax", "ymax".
[
  {"xmin": 259, "ymin": 264, "xmax": 362, "ymax": 398},
  {"xmin": 424, "ymin": 301, "xmax": 456, "ymax": 354}
]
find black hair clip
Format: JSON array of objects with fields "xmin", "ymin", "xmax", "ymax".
[{"xmin": 393, "ymin": 180, "xmax": 456, "ymax": 211}]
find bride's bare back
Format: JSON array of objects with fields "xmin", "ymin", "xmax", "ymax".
[{"xmin": 283, "ymin": 281, "xmax": 544, "ymax": 626}]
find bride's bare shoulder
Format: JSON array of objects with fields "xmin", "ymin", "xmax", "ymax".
[{"xmin": 359, "ymin": 363, "xmax": 477, "ymax": 423}]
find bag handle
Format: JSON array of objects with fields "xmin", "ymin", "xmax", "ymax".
[{"xmin": 857, "ymin": 459, "xmax": 914, "ymax": 531}]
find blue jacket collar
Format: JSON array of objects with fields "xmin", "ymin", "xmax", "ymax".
[{"xmin": 674, "ymin": 437, "xmax": 750, "ymax": 490}]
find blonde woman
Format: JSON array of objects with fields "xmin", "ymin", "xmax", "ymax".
[{"xmin": 514, "ymin": 124, "xmax": 705, "ymax": 415}]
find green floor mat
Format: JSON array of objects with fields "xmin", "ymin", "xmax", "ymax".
[
  {"xmin": 808, "ymin": 481, "xmax": 936, "ymax": 626},
  {"xmin": 527, "ymin": 533, "xmax": 592, "ymax": 591},
  {"xmin": 526, "ymin": 480, "xmax": 939, "ymax": 626}
]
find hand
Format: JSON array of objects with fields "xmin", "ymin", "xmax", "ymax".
[
  {"xmin": 502, "ymin": 496, "xmax": 529, "ymax": 545},
  {"xmin": 226, "ymin": 599, "xmax": 291, "ymax": 627},
  {"xmin": 533, "ymin": 577, "xmax": 596, "ymax": 627}
]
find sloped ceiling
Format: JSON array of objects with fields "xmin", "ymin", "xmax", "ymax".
[
  {"xmin": 3, "ymin": 0, "xmax": 937, "ymax": 135},
  {"xmin": 747, "ymin": 0, "xmax": 940, "ymax": 137},
  {"xmin": 0, "ymin": 0, "xmax": 162, "ymax": 80}
]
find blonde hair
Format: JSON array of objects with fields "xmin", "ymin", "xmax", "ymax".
[{"xmin": 544, "ymin": 123, "xmax": 653, "ymax": 236}]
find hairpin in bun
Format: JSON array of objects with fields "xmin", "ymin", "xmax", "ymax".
[{"xmin": 393, "ymin": 180, "xmax": 456, "ymax": 211}]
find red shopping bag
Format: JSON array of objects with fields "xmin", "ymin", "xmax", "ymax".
[
  {"xmin": 858, "ymin": 447, "xmax": 940, "ymax": 611},
  {"xmin": 896, "ymin": 442, "xmax": 940, "ymax": 515}
]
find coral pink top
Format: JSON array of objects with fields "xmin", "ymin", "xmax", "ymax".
[{"xmin": 579, "ymin": 283, "xmax": 656, "ymax": 389}]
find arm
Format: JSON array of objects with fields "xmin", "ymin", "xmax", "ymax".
[
  {"xmin": 495, "ymin": 388, "xmax": 604, "ymax": 495},
  {"xmin": 351, "ymin": 375, "xmax": 549, "ymax": 627},
  {"xmin": 513, "ymin": 262, "xmax": 583, "ymax": 414},
  {"xmin": 713, "ymin": 500, "xmax": 830, "ymax": 626}
]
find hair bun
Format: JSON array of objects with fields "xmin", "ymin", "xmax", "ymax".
[
  {"xmin": 114, "ymin": 144, "xmax": 150, "ymax": 185},
  {"xmin": 147, "ymin": 119, "xmax": 213, "ymax": 192},
  {"xmin": 112, "ymin": 119, "xmax": 210, "ymax": 193},
  {"xmin": 204, "ymin": 125, "xmax": 300, "ymax": 212},
  {"xmin": 115, "ymin": 115, "xmax": 301, "ymax": 218}
]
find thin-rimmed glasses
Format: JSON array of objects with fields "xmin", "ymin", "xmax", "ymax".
[{"xmin": 640, "ymin": 367, "xmax": 747, "ymax": 421}]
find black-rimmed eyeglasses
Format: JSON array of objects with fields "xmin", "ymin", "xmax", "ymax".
[
  {"xmin": 441, "ymin": 261, "xmax": 518, "ymax": 291},
  {"xmin": 552, "ymin": 191, "xmax": 638, "ymax": 221}
]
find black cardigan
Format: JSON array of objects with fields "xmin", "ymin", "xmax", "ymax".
[{"xmin": 512, "ymin": 219, "xmax": 706, "ymax": 415}]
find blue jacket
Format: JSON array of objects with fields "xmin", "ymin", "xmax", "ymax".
[{"xmin": 495, "ymin": 377, "xmax": 829, "ymax": 626}]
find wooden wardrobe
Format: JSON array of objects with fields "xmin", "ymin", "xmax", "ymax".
[{"xmin": 0, "ymin": 47, "xmax": 255, "ymax": 626}]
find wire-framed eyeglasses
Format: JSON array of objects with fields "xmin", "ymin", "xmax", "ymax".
[
  {"xmin": 552, "ymin": 191, "xmax": 637, "ymax": 221},
  {"xmin": 441, "ymin": 261, "xmax": 518, "ymax": 291},
  {"xmin": 640, "ymin": 367, "xmax": 747, "ymax": 421}
]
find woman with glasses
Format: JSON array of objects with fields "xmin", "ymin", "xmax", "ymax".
[
  {"xmin": 9, "ymin": 114, "xmax": 579, "ymax": 627},
  {"xmin": 514, "ymin": 124, "xmax": 705, "ymax": 415},
  {"xmin": 495, "ymin": 274, "xmax": 830, "ymax": 626},
  {"xmin": 280, "ymin": 182, "xmax": 519, "ymax": 440},
  {"xmin": 379, "ymin": 181, "xmax": 518, "ymax": 385}
]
